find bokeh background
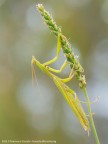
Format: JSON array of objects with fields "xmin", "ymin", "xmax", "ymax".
[{"xmin": 0, "ymin": 0, "xmax": 108, "ymax": 144}]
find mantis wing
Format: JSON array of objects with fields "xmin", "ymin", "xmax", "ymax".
[{"xmin": 53, "ymin": 75, "xmax": 90, "ymax": 133}]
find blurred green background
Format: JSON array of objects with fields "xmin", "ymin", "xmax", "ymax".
[{"xmin": 0, "ymin": 0, "xmax": 108, "ymax": 144}]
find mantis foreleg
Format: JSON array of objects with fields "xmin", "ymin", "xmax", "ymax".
[
  {"xmin": 43, "ymin": 34, "xmax": 61, "ymax": 66},
  {"xmin": 45, "ymin": 60, "xmax": 68, "ymax": 73},
  {"xmin": 32, "ymin": 55, "xmax": 75, "ymax": 84}
]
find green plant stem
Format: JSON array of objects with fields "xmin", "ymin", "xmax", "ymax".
[{"xmin": 83, "ymin": 87, "xmax": 100, "ymax": 144}]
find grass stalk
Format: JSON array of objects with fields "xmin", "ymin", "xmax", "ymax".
[{"xmin": 83, "ymin": 87, "xmax": 100, "ymax": 144}]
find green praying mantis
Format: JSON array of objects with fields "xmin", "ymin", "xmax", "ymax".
[
  {"xmin": 31, "ymin": 4, "xmax": 100, "ymax": 144},
  {"xmin": 31, "ymin": 38, "xmax": 90, "ymax": 133}
]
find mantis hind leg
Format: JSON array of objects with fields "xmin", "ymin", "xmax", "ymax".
[
  {"xmin": 43, "ymin": 34, "xmax": 61, "ymax": 66},
  {"xmin": 80, "ymin": 96, "xmax": 99, "ymax": 105}
]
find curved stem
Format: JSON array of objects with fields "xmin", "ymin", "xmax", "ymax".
[{"xmin": 83, "ymin": 87, "xmax": 100, "ymax": 144}]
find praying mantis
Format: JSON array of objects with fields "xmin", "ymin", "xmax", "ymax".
[
  {"xmin": 31, "ymin": 4, "xmax": 100, "ymax": 144},
  {"xmin": 32, "ymin": 56, "xmax": 90, "ymax": 133},
  {"xmin": 31, "ymin": 35, "xmax": 90, "ymax": 133}
]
